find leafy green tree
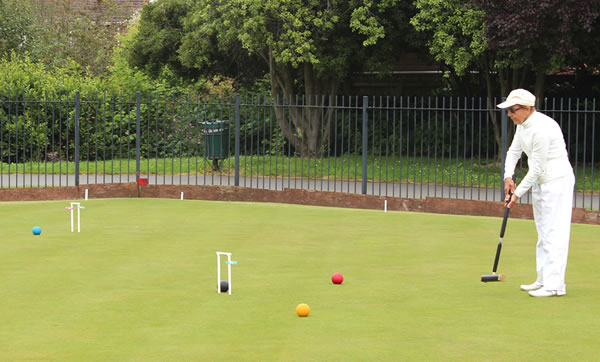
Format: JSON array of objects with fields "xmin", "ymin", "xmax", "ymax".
[
  {"xmin": 413, "ymin": 0, "xmax": 600, "ymax": 99},
  {"xmin": 0, "ymin": 0, "xmax": 37, "ymax": 56},
  {"xmin": 411, "ymin": 0, "xmax": 514, "ymax": 155},
  {"xmin": 124, "ymin": 0, "xmax": 264, "ymax": 89},
  {"xmin": 1, "ymin": 0, "xmax": 131, "ymax": 76},
  {"xmin": 475, "ymin": 0, "xmax": 600, "ymax": 100},
  {"xmin": 125, "ymin": 0, "xmax": 418, "ymax": 156},
  {"xmin": 411, "ymin": 0, "xmax": 490, "ymax": 94},
  {"xmin": 29, "ymin": 0, "xmax": 127, "ymax": 76},
  {"xmin": 412, "ymin": 0, "xmax": 600, "ymax": 160},
  {"xmin": 124, "ymin": 0, "xmax": 200, "ymax": 81},
  {"xmin": 186, "ymin": 0, "xmax": 417, "ymax": 156}
]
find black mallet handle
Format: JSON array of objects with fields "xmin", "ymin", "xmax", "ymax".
[{"xmin": 492, "ymin": 199, "xmax": 511, "ymax": 273}]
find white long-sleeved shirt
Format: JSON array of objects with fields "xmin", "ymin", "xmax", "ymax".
[{"xmin": 503, "ymin": 110, "xmax": 573, "ymax": 198}]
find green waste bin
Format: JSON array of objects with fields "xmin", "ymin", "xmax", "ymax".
[{"xmin": 201, "ymin": 120, "xmax": 230, "ymax": 160}]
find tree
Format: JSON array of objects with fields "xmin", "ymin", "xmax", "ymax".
[
  {"xmin": 124, "ymin": 0, "xmax": 201, "ymax": 80},
  {"xmin": 411, "ymin": 0, "xmax": 490, "ymax": 94},
  {"xmin": 1, "ymin": 0, "xmax": 132, "ymax": 76},
  {"xmin": 474, "ymin": 0, "xmax": 600, "ymax": 101},
  {"xmin": 411, "ymin": 0, "xmax": 513, "ymax": 158},
  {"xmin": 29, "ymin": 0, "xmax": 129, "ymax": 76},
  {"xmin": 0, "ymin": 0, "xmax": 37, "ymax": 57},
  {"xmin": 126, "ymin": 0, "xmax": 418, "ymax": 156},
  {"xmin": 410, "ymin": 0, "xmax": 600, "ymax": 159},
  {"xmin": 565, "ymin": 17, "xmax": 600, "ymax": 96}
]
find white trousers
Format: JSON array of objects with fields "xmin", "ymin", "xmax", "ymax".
[{"xmin": 531, "ymin": 173, "xmax": 575, "ymax": 291}]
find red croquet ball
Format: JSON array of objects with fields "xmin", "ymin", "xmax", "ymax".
[{"xmin": 331, "ymin": 273, "xmax": 344, "ymax": 284}]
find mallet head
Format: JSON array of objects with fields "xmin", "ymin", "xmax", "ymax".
[{"xmin": 481, "ymin": 273, "xmax": 505, "ymax": 282}]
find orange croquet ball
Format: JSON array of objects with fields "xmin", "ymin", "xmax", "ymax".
[{"xmin": 296, "ymin": 303, "xmax": 310, "ymax": 317}]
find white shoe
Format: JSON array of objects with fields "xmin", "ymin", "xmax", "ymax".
[
  {"xmin": 528, "ymin": 288, "xmax": 566, "ymax": 297},
  {"xmin": 520, "ymin": 282, "xmax": 543, "ymax": 291}
]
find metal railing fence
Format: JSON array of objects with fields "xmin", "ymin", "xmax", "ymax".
[{"xmin": 1, "ymin": 92, "xmax": 598, "ymax": 210}]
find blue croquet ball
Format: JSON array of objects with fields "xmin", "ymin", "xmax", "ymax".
[
  {"xmin": 32, "ymin": 226, "xmax": 42, "ymax": 235},
  {"xmin": 220, "ymin": 280, "xmax": 229, "ymax": 293}
]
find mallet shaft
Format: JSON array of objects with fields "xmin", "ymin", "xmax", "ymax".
[
  {"xmin": 492, "ymin": 238, "xmax": 503, "ymax": 273},
  {"xmin": 492, "ymin": 203, "xmax": 511, "ymax": 273},
  {"xmin": 481, "ymin": 189, "xmax": 512, "ymax": 283}
]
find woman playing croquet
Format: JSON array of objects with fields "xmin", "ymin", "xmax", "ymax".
[{"xmin": 498, "ymin": 89, "xmax": 575, "ymax": 297}]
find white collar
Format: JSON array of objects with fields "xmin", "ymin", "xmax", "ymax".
[{"xmin": 520, "ymin": 110, "xmax": 536, "ymax": 128}]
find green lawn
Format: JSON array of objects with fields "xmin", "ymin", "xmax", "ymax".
[{"xmin": 1, "ymin": 199, "xmax": 598, "ymax": 360}]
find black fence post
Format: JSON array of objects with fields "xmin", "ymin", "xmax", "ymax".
[
  {"xmin": 500, "ymin": 101, "xmax": 507, "ymax": 185},
  {"xmin": 74, "ymin": 91, "xmax": 80, "ymax": 187},
  {"xmin": 135, "ymin": 92, "xmax": 141, "ymax": 189},
  {"xmin": 235, "ymin": 94, "xmax": 241, "ymax": 186},
  {"xmin": 362, "ymin": 96, "xmax": 368, "ymax": 194}
]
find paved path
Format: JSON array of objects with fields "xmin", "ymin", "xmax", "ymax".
[{"xmin": 1, "ymin": 173, "xmax": 598, "ymax": 210}]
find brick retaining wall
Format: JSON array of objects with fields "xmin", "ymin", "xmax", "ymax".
[{"xmin": 1, "ymin": 183, "xmax": 598, "ymax": 225}]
